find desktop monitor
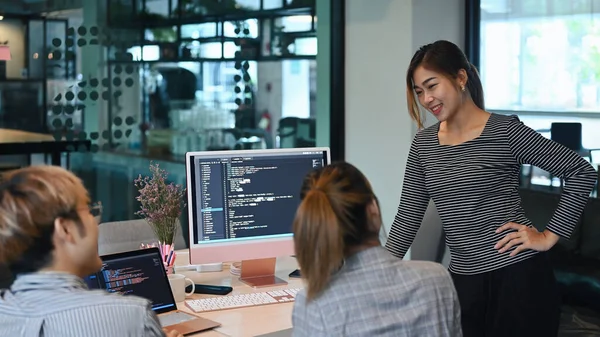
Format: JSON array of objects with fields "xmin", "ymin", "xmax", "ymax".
[{"xmin": 185, "ymin": 147, "xmax": 330, "ymax": 287}]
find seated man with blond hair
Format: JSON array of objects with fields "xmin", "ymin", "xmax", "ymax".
[{"xmin": 0, "ymin": 165, "xmax": 180, "ymax": 337}]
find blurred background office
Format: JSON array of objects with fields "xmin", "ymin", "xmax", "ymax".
[{"xmin": 0, "ymin": 0, "xmax": 344, "ymax": 245}]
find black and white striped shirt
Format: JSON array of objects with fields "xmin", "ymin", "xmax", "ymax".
[
  {"xmin": 0, "ymin": 272, "xmax": 165, "ymax": 337},
  {"xmin": 385, "ymin": 113, "xmax": 597, "ymax": 275}
]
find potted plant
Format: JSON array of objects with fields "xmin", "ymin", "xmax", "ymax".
[{"xmin": 134, "ymin": 162, "xmax": 186, "ymax": 254}]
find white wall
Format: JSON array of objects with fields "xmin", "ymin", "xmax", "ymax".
[
  {"xmin": 345, "ymin": 0, "xmax": 464, "ymax": 261},
  {"xmin": 412, "ymin": 0, "xmax": 466, "ymax": 129},
  {"xmin": 345, "ymin": 0, "xmax": 413, "ymax": 249}
]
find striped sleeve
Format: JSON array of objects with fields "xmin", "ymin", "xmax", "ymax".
[
  {"xmin": 506, "ymin": 117, "xmax": 597, "ymax": 238},
  {"xmin": 385, "ymin": 134, "xmax": 431, "ymax": 259}
]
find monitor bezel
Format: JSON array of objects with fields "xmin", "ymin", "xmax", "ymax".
[{"xmin": 185, "ymin": 147, "xmax": 331, "ymax": 264}]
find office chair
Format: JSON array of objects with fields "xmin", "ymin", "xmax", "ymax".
[
  {"xmin": 551, "ymin": 122, "xmax": 588, "ymax": 155},
  {"xmin": 277, "ymin": 117, "xmax": 316, "ymax": 148},
  {"xmin": 98, "ymin": 219, "xmax": 187, "ymax": 255}
]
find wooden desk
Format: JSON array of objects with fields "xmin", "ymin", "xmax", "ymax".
[
  {"xmin": 174, "ymin": 252, "xmax": 301, "ymax": 337},
  {"xmin": 0, "ymin": 128, "xmax": 90, "ymax": 166}
]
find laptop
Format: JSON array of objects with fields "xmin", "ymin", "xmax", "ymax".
[{"xmin": 85, "ymin": 247, "xmax": 220, "ymax": 335}]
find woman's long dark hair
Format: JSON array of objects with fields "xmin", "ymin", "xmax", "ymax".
[{"xmin": 406, "ymin": 40, "xmax": 485, "ymax": 128}]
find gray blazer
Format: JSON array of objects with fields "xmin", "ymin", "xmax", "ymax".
[{"xmin": 292, "ymin": 246, "xmax": 462, "ymax": 337}]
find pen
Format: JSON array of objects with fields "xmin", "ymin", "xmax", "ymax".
[{"xmin": 166, "ymin": 250, "xmax": 174, "ymax": 266}]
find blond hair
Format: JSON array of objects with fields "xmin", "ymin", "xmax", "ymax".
[
  {"xmin": 0, "ymin": 165, "xmax": 89, "ymax": 273},
  {"xmin": 292, "ymin": 162, "xmax": 379, "ymax": 301}
]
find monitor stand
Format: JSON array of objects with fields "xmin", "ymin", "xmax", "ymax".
[{"xmin": 239, "ymin": 257, "xmax": 288, "ymax": 288}]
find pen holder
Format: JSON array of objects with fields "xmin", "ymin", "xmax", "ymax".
[
  {"xmin": 164, "ymin": 250, "xmax": 177, "ymax": 274},
  {"xmin": 140, "ymin": 241, "xmax": 177, "ymax": 274}
]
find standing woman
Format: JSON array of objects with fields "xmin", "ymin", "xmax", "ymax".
[{"xmin": 385, "ymin": 40, "xmax": 597, "ymax": 337}]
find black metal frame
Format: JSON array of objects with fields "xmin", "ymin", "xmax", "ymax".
[
  {"xmin": 105, "ymin": 3, "xmax": 317, "ymax": 63},
  {"xmin": 329, "ymin": 0, "xmax": 345, "ymax": 161},
  {"xmin": 102, "ymin": 0, "xmax": 345, "ymax": 159},
  {"xmin": 107, "ymin": 0, "xmax": 317, "ymax": 28},
  {"xmin": 465, "ymin": 0, "xmax": 480, "ymax": 70},
  {"xmin": 0, "ymin": 14, "xmax": 74, "ymax": 134}
]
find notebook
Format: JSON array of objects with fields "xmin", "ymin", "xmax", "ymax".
[{"xmin": 85, "ymin": 247, "xmax": 220, "ymax": 335}]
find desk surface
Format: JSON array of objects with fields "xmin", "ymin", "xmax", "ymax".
[
  {"xmin": 0, "ymin": 129, "xmax": 55, "ymax": 143},
  {"xmin": 174, "ymin": 252, "xmax": 301, "ymax": 337},
  {"xmin": 0, "ymin": 129, "xmax": 91, "ymax": 164}
]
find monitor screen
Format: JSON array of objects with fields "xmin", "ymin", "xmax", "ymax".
[
  {"xmin": 84, "ymin": 248, "xmax": 177, "ymax": 314},
  {"xmin": 186, "ymin": 148, "xmax": 330, "ymax": 264}
]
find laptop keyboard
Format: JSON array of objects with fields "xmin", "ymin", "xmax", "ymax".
[
  {"xmin": 159, "ymin": 311, "xmax": 197, "ymax": 327},
  {"xmin": 185, "ymin": 288, "xmax": 301, "ymax": 313}
]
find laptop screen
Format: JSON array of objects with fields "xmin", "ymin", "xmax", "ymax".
[{"xmin": 85, "ymin": 247, "xmax": 177, "ymax": 314}]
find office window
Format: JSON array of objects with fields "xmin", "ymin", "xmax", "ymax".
[{"xmin": 479, "ymin": 0, "xmax": 600, "ymax": 113}]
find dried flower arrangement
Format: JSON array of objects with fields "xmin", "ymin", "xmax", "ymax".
[{"xmin": 134, "ymin": 162, "xmax": 186, "ymax": 245}]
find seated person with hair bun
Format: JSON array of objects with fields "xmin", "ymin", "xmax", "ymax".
[{"xmin": 291, "ymin": 162, "xmax": 462, "ymax": 337}]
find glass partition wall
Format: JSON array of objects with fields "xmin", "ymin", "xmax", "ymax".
[
  {"xmin": 0, "ymin": 0, "xmax": 340, "ymax": 240},
  {"xmin": 103, "ymin": 0, "xmax": 318, "ymax": 160}
]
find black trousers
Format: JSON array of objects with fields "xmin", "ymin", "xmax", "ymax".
[{"xmin": 451, "ymin": 253, "xmax": 561, "ymax": 337}]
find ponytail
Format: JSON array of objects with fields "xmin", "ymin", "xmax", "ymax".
[
  {"xmin": 466, "ymin": 63, "xmax": 485, "ymax": 110},
  {"xmin": 293, "ymin": 189, "xmax": 344, "ymax": 301}
]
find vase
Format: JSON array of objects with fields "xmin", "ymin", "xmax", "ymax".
[
  {"xmin": 141, "ymin": 216, "xmax": 180, "ymax": 273},
  {"xmin": 146, "ymin": 218, "xmax": 179, "ymax": 250},
  {"xmin": 159, "ymin": 240, "xmax": 176, "ymax": 271}
]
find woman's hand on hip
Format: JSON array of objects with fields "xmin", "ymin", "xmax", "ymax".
[{"xmin": 494, "ymin": 222, "xmax": 560, "ymax": 256}]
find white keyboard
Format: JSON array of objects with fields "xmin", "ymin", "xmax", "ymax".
[{"xmin": 185, "ymin": 288, "xmax": 301, "ymax": 313}]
